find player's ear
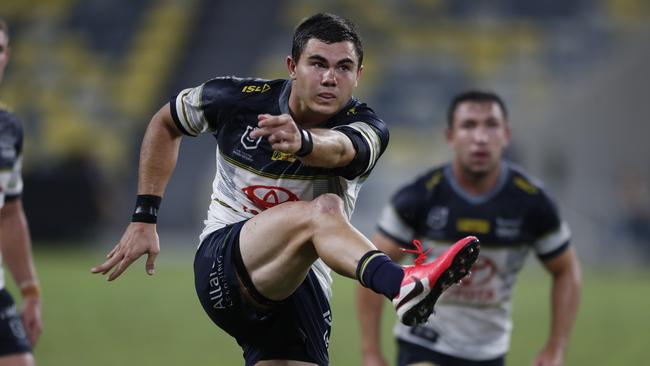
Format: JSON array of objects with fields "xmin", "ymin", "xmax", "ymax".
[
  {"xmin": 445, "ymin": 125, "xmax": 454, "ymax": 144},
  {"xmin": 287, "ymin": 56, "xmax": 297, "ymax": 80},
  {"xmin": 0, "ymin": 44, "xmax": 9, "ymax": 65},
  {"xmin": 503, "ymin": 121, "xmax": 511, "ymax": 147},
  {"xmin": 354, "ymin": 64, "xmax": 363, "ymax": 87}
]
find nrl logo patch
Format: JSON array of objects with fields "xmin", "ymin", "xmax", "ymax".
[
  {"xmin": 240, "ymin": 125, "xmax": 262, "ymax": 150},
  {"xmin": 426, "ymin": 206, "xmax": 449, "ymax": 231}
]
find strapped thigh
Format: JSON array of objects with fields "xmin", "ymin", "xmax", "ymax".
[{"xmin": 232, "ymin": 236, "xmax": 285, "ymax": 308}]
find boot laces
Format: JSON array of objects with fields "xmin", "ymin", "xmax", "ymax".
[{"xmin": 400, "ymin": 240, "xmax": 431, "ymax": 265}]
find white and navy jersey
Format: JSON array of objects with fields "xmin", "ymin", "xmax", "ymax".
[
  {"xmin": 170, "ymin": 76, "xmax": 389, "ymax": 299},
  {"xmin": 0, "ymin": 107, "xmax": 25, "ymax": 290},
  {"xmin": 378, "ymin": 163, "xmax": 570, "ymax": 360}
]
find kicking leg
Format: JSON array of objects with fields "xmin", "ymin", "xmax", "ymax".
[
  {"xmin": 239, "ymin": 193, "xmax": 380, "ymax": 301},
  {"xmin": 239, "ymin": 193, "xmax": 480, "ymax": 326}
]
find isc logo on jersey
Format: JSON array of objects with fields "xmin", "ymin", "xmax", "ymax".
[{"xmin": 241, "ymin": 84, "xmax": 271, "ymax": 93}]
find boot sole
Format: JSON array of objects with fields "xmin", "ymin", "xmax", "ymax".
[{"xmin": 401, "ymin": 238, "xmax": 480, "ymax": 326}]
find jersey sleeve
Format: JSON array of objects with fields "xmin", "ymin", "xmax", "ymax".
[
  {"xmin": 377, "ymin": 178, "xmax": 427, "ymax": 247},
  {"xmin": 5, "ymin": 156, "xmax": 24, "ymax": 200},
  {"xmin": 531, "ymin": 191, "xmax": 571, "ymax": 261},
  {"xmin": 169, "ymin": 77, "xmax": 240, "ymax": 136},
  {"xmin": 0, "ymin": 112, "xmax": 24, "ymax": 204},
  {"xmin": 332, "ymin": 104, "xmax": 389, "ymax": 180}
]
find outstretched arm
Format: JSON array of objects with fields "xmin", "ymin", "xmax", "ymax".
[
  {"xmin": 252, "ymin": 114, "xmax": 356, "ymax": 168},
  {"xmin": 356, "ymin": 232, "xmax": 405, "ymax": 366},
  {"xmin": 0, "ymin": 199, "xmax": 42, "ymax": 346},
  {"xmin": 91, "ymin": 103, "xmax": 183, "ymax": 281},
  {"xmin": 533, "ymin": 247, "xmax": 581, "ymax": 366}
]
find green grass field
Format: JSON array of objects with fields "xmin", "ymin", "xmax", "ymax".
[{"xmin": 9, "ymin": 246, "xmax": 649, "ymax": 365}]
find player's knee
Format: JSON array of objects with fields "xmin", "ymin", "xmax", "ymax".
[{"xmin": 311, "ymin": 194, "xmax": 345, "ymax": 220}]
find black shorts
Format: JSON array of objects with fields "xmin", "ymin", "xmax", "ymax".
[
  {"xmin": 398, "ymin": 340, "xmax": 504, "ymax": 366},
  {"xmin": 0, "ymin": 289, "xmax": 32, "ymax": 357},
  {"xmin": 194, "ymin": 221, "xmax": 331, "ymax": 366}
]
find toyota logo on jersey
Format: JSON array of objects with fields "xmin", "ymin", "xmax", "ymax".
[
  {"xmin": 242, "ymin": 185, "xmax": 300, "ymax": 210},
  {"xmin": 459, "ymin": 256, "xmax": 496, "ymax": 287},
  {"xmin": 443, "ymin": 256, "xmax": 498, "ymax": 303}
]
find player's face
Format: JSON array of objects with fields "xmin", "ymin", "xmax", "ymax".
[
  {"xmin": 0, "ymin": 31, "xmax": 8, "ymax": 83},
  {"xmin": 447, "ymin": 101, "xmax": 510, "ymax": 178},
  {"xmin": 287, "ymin": 38, "xmax": 362, "ymax": 123}
]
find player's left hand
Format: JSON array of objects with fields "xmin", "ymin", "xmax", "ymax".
[
  {"xmin": 532, "ymin": 346, "xmax": 564, "ymax": 366},
  {"xmin": 21, "ymin": 296, "xmax": 42, "ymax": 346},
  {"xmin": 251, "ymin": 114, "xmax": 302, "ymax": 154},
  {"xmin": 91, "ymin": 222, "xmax": 160, "ymax": 281}
]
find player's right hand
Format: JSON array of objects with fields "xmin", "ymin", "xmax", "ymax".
[
  {"xmin": 251, "ymin": 113, "xmax": 302, "ymax": 154},
  {"xmin": 21, "ymin": 296, "xmax": 42, "ymax": 346},
  {"xmin": 91, "ymin": 222, "xmax": 160, "ymax": 281}
]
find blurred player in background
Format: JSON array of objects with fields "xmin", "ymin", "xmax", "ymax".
[
  {"xmin": 0, "ymin": 18, "xmax": 43, "ymax": 366},
  {"xmin": 356, "ymin": 91, "xmax": 581, "ymax": 366},
  {"xmin": 92, "ymin": 13, "xmax": 478, "ymax": 365}
]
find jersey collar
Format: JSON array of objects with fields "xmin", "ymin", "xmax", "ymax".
[
  {"xmin": 278, "ymin": 80, "xmax": 292, "ymax": 115},
  {"xmin": 443, "ymin": 162, "xmax": 510, "ymax": 205}
]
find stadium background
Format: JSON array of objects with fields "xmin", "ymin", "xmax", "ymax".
[{"xmin": 1, "ymin": 0, "xmax": 649, "ymax": 364}]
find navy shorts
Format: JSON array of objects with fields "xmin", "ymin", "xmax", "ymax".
[
  {"xmin": 194, "ymin": 221, "xmax": 331, "ymax": 366},
  {"xmin": 398, "ymin": 340, "xmax": 504, "ymax": 366},
  {"xmin": 0, "ymin": 289, "xmax": 32, "ymax": 357}
]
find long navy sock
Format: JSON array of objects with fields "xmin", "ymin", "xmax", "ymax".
[{"xmin": 356, "ymin": 250, "xmax": 404, "ymax": 299}]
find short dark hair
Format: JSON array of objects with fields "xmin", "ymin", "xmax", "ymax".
[
  {"xmin": 291, "ymin": 13, "xmax": 363, "ymax": 67},
  {"xmin": 447, "ymin": 90, "xmax": 508, "ymax": 127}
]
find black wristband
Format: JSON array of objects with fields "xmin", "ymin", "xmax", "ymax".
[
  {"xmin": 295, "ymin": 128, "xmax": 314, "ymax": 157},
  {"xmin": 131, "ymin": 194, "xmax": 162, "ymax": 224}
]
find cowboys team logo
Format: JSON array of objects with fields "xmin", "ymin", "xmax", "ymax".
[
  {"xmin": 240, "ymin": 126, "xmax": 262, "ymax": 150},
  {"xmin": 242, "ymin": 185, "xmax": 299, "ymax": 210},
  {"xmin": 426, "ymin": 206, "xmax": 449, "ymax": 231}
]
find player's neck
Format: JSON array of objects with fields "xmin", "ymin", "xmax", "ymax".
[
  {"xmin": 288, "ymin": 92, "xmax": 330, "ymax": 127},
  {"xmin": 452, "ymin": 161, "xmax": 502, "ymax": 196}
]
